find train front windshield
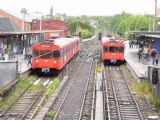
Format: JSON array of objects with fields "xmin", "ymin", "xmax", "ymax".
[
  {"xmin": 109, "ymin": 47, "xmax": 118, "ymax": 53},
  {"xmin": 33, "ymin": 50, "xmax": 61, "ymax": 58},
  {"xmin": 119, "ymin": 47, "xmax": 124, "ymax": 53},
  {"xmin": 103, "ymin": 46, "xmax": 124, "ymax": 53},
  {"xmin": 40, "ymin": 50, "xmax": 53, "ymax": 58}
]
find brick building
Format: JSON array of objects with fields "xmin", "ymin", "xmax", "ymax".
[{"xmin": 32, "ymin": 19, "xmax": 69, "ymax": 39}]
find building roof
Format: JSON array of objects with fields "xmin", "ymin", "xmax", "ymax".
[
  {"xmin": 128, "ymin": 31, "xmax": 160, "ymax": 38},
  {"xmin": 0, "ymin": 17, "xmax": 20, "ymax": 32},
  {"xmin": 0, "ymin": 30, "xmax": 65, "ymax": 35},
  {"xmin": 145, "ymin": 34, "xmax": 160, "ymax": 38},
  {"xmin": 0, "ymin": 9, "xmax": 33, "ymax": 22},
  {"xmin": 128, "ymin": 31, "xmax": 160, "ymax": 35}
]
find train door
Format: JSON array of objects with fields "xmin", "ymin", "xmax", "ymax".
[
  {"xmin": 119, "ymin": 46, "xmax": 124, "ymax": 60},
  {"xmin": 53, "ymin": 49, "xmax": 62, "ymax": 68}
]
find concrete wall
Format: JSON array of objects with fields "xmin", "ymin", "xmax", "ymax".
[{"xmin": 0, "ymin": 61, "xmax": 18, "ymax": 89}]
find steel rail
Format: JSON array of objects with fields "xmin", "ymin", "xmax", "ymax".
[
  {"xmin": 53, "ymin": 54, "xmax": 88, "ymax": 120},
  {"xmin": 1, "ymin": 75, "xmax": 37, "ymax": 116},
  {"xmin": 53, "ymin": 42, "xmax": 98, "ymax": 120},
  {"xmin": 119, "ymin": 67, "xmax": 145, "ymax": 120},
  {"xmin": 103, "ymin": 65, "xmax": 110, "ymax": 120},
  {"xmin": 78, "ymin": 57, "xmax": 94, "ymax": 120},
  {"xmin": 107, "ymin": 66, "xmax": 122, "ymax": 120}
]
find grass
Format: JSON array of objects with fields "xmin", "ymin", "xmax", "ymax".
[
  {"xmin": 28, "ymin": 84, "xmax": 44, "ymax": 94},
  {"xmin": 46, "ymin": 78, "xmax": 60, "ymax": 98},
  {"xmin": 83, "ymin": 112, "xmax": 89, "ymax": 117},
  {"xmin": 120, "ymin": 64, "xmax": 160, "ymax": 112},
  {"xmin": 0, "ymin": 75, "xmax": 37, "ymax": 111},
  {"xmin": 46, "ymin": 111, "xmax": 56, "ymax": 118}
]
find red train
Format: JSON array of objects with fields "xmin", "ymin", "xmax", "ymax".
[
  {"xmin": 101, "ymin": 36, "xmax": 125, "ymax": 65},
  {"xmin": 32, "ymin": 37, "xmax": 80, "ymax": 74}
]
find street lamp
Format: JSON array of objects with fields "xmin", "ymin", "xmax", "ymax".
[
  {"xmin": 154, "ymin": 0, "xmax": 157, "ymax": 31},
  {"xmin": 21, "ymin": 8, "xmax": 27, "ymax": 31}
]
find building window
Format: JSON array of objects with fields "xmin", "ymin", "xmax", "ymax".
[
  {"xmin": 46, "ymin": 21, "xmax": 50, "ymax": 26},
  {"xmin": 33, "ymin": 20, "xmax": 40, "ymax": 25}
]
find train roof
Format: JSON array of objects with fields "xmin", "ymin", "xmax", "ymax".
[
  {"xmin": 53, "ymin": 37, "xmax": 79, "ymax": 47},
  {"xmin": 102, "ymin": 36, "xmax": 123, "ymax": 44},
  {"xmin": 33, "ymin": 37, "xmax": 80, "ymax": 48}
]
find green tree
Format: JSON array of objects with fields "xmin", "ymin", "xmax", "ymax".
[{"xmin": 81, "ymin": 29, "xmax": 91, "ymax": 39}]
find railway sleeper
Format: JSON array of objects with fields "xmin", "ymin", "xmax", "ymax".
[{"xmin": 7, "ymin": 112, "xmax": 24, "ymax": 117}]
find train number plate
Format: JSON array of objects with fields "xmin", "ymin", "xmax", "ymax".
[
  {"xmin": 110, "ymin": 60, "xmax": 116, "ymax": 63},
  {"xmin": 42, "ymin": 68, "xmax": 50, "ymax": 72}
]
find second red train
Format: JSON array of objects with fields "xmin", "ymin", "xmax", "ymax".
[{"xmin": 101, "ymin": 36, "xmax": 125, "ymax": 65}]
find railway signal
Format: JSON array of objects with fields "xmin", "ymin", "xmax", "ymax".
[
  {"xmin": 152, "ymin": 68, "xmax": 159, "ymax": 85},
  {"xmin": 98, "ymin": 32, "xmax": 102, "ymax": 40}
]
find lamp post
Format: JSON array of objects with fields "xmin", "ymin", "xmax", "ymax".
[
  {"xmin": 21, "ymin": 8, "xmax": 27, "ymax": 31},
  {"xmin": 154, "ymin": 0, "xmax": 157, "ymax": 31}
]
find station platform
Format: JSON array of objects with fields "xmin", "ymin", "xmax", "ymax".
[{"xmin": 124, "ymin": 41, "xmax": 159, "ymax": 79}]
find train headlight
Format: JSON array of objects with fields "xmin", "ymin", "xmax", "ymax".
[
  {"xmin": 36, "ymin": 60, "xmax": 38, "ymax": 64},
  {"xmin": 54, "ymin": 60, "xmax": 57, "ymax": 64}
]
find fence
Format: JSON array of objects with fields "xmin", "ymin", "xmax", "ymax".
[
  {"xmin": 0, "ymin": 61, "xmax": 18, "ymax": 89},
  {"xmin": 148, "ymin": 65, "xmax": 160, "ymax": 96}
]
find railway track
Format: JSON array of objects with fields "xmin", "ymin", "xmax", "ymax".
[
  {"xmin": 104, "ymin": 66, "xmax": 145, "ymax": 120},
  {"xmin": 53, "ymin": 57, "xmax": 93, "ymax": 120},
  {"xmin": 79, "ymin": 61, "xmax": 95, "ymax": 120},
  {"xmin": 44, "ymin": 38, "xmax": 98, "ymax": 120},
  {"xmin": 1, "ymin": 77, "xmax": 53, "ymax": 120}
]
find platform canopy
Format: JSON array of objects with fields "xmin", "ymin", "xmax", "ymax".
[
  {"xmin": 128, "ymin": 31, "xmax": 160, "ymax": 38},
  {"xmin": 0, "ymin": 30, "xmax": 64, "ymax": 35}
]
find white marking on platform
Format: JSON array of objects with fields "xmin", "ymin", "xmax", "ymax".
[
  {"xmin": 43, "ymin": 79, "xmax": 50, "ymax": 86},
  {"xmin": 33, "ymin": 78, "xmax": 41, "ymax": 85},
  {"xmin": 47, "ymin": 81, "xmax": 53, "ymax": 88}
]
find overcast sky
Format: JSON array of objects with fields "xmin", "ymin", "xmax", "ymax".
[{"xmin": 0, "ymin": 0, "xmax": 159, "ymax": 16}]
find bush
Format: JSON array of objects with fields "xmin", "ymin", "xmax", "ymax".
[
  {"xmin": 46, "ymin": 111, "xmax": 56, "ymax": 118},
  {"xmin": 81, "ymin": 29, "xmax": 91, "ymax": 39}
]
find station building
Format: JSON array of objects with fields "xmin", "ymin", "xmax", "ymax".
[{"xmin": 31, "ymin": 19, "xmax": 69, "ymax": 39}]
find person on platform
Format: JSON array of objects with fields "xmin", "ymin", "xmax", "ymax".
[
  {"xmin": 27, "ymin": 54, "xmax": 32, "ymax": 66},
  {"xmin": 23, "ymin": 48, "xmax": 26, "ymax": 59},
  {"xmin": 4, "ymin": 52, "xmax": 9, "ymax": 61},
  {"xmin": 150, "ymin": 48, "xmax": 158, "ymax": 65},
  {"xmin": 138, "ymin": 47, "xmax": 143, "ymax": 62},
  {"xmin": 13, "ymin": 47, "xmax": 17, "ymax": 58},
  {"xmin": 155, "ymin": 53, "xmax": 159, "ymax": 66}
]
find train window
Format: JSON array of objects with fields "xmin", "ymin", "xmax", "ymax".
[
  {"xmin": 103, "ymin": 46, "xmax": 108, "ymax": 52},
  {"xmin": 40, "ymin": 50, "xmax": 52, "ymax": 58},
  {"xmin": 33, "ymin": 50, "xmax": 39, "ymax": 57},
  {"xmin": 53, "ymin": 50, "xmax": 61, "ymax": 58},
  {"xmin": 109, "ymin": 47, "xmax": 118, "ymax": 53},
  {"xmin": 119, "ymin": 47, "xmax": 124, "ymax": 53}
]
